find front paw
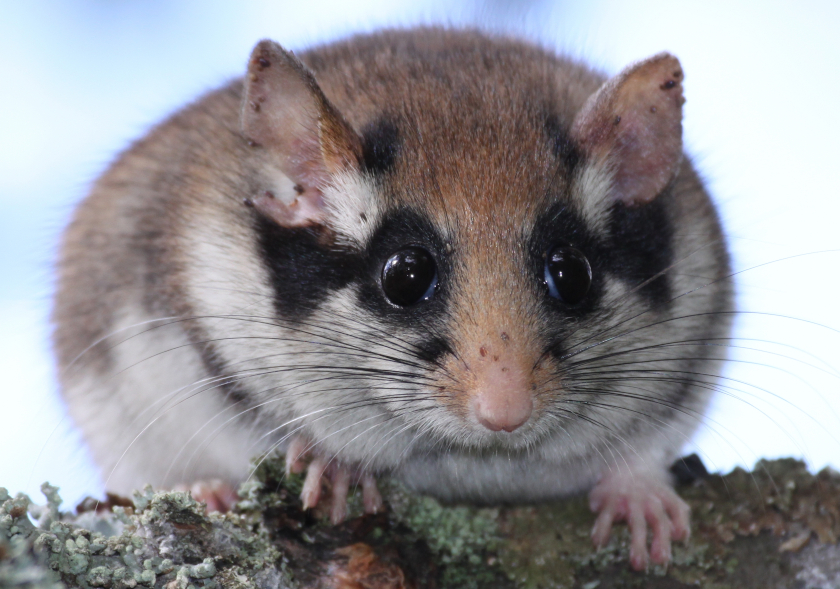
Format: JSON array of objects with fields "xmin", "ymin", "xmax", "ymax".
[
  {"xmin": 589, "ymin": 469, "xmax": 690, "ymax": 570},
  {"xmin": 173, "ymin": 479, "xmax": 239, "ymax": 513},
  {"xmin": 286, "ymin": 435, "xmax": 383, "ymax": 525}
]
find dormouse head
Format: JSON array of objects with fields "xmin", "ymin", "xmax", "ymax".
[{"xmin": 234, "ymin": 32, "xmax": 723, "ymax": 458}]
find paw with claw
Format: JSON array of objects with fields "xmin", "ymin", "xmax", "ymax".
[
  {"xmin": 286, "ymin": 435, "xmax": 384, "ymax": 524},
  {"xmin": 589, "ymin": 468, "xmax": 690, "ymax": 570}
]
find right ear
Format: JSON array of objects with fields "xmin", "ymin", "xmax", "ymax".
[
  {"xmin": 241, "ymin": 40, "xmax": 363, "ymax": 227},
  {"xmin": 571, "ymin": 53, "xmax": 685, "ymax": 206}
]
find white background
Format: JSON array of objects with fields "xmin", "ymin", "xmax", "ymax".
[{"xmin": 2, "ymin": 0, "xmax": 840, "ymax": 507}]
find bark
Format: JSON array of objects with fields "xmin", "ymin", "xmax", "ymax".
[{"xmin": 2, "ymin": 457, "xmax": 839, "ymax": 589}]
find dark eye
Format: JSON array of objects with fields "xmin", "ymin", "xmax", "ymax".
[
  {"xmin": 381, "ymin": 247, "xmax": 438, "ymax": 307},
  {"xmin": 544, "ymin": 245, "xmax": 592, "ymax": 304}
]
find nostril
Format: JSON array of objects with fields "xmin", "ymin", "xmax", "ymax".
[
  {"xmin": 473, "ymin": 394, "xmax": 533, "ymax": 433},
  {"xmin": 502, "ymin": 418, "xmax": 528, "ymax": 433},
  {"xmin": 476, "ymin": 414, "xmax": 504, "ymax": 432}
]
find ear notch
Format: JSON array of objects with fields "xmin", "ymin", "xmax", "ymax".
[
  {"xmin": 241, "ymin": 39, "xmax": 362, "ymax": 227},
  {"xmin": 571, "ymin": 53, "xmax": 685, "ymax": 206}
]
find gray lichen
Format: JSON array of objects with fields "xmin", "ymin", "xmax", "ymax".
[
  {"xmin": 3, "ymin": 457, "xmax": 840, "ymax": 588},
  {"xmin": 385, "ymin": 481, "xmax": 503, "ymax": 588},
  {"xmin": 0, "ymin": 482, "xmax": 293, "ymax": 589}
]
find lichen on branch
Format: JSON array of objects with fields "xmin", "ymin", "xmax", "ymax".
[{"xmin": 2, "ymin": 457, "xmax": 840, "ymax": 588}]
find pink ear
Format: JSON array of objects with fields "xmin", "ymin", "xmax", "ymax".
[
  {"xmin": 241, "ymin": 40, "xmax": 362, "ymax": 227},
  {"xmin": 571, "ymin": 53, "xmax": 685, "ymax": 206}
]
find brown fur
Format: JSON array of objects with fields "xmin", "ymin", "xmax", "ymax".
[
  {"xmin": 53, "ymin": 27, "xmax": 731, "ymax": 524},
  {"xmin": 54, "ymin": 28, "xmax": 603, "ymax": 390}
]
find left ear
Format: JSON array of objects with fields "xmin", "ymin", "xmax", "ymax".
[
  {"xmin": 571, "ymin": 53, "xmax": 685, "ymax": 206},
  {"xmin": 241, "ymin": 39, "xmax": 363, "ymax": 227}
]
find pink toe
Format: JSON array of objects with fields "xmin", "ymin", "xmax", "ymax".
[
  {"xmin": 665, "ymin": 496, "xmax": 691, "ymax": 542},
  {"xmin": 589, "ymin": 487, "xmax": 606, "ymax": 512},
  {"xmin": 591, "ymin": 502, "xmax": 617, "ymax": 548},
  {"xmin": 655, "ymin": 485, "xmax": 691, "ymax": 542},
  {"xmin": 629, "ymin": 550, "xmax": 649, "ymax": 572},
  {"xmin": 361, "ymin": 473, "xmax": 383, "ymax": 514},
  {"xmin": 650, "ymin": 537, "xmax": 671, "ymax": 566},
  {"xmin": 628, "ymin": 499, "xmax": 650, "ymax": 571},
  {"xmin": 286, "ymin": 436, "xmax": 309, "ymax": 475},
  {"xmin": 646, "ymin": 499, "xmax": 672, "ymax": 565},
  {"xmin": 184, "ymin": 480, "xmax": 238, "ymax": 513},
  {"xmin": 301, "ymin": 455, "xmax": 328, "ymax": 510},
  {"xmin": 330, "ymin": 467, "xmax": 351, "ymax": 525},
  {"xmin": 190, "ymin": 481, "xmax": 214, "ymax": 511}
]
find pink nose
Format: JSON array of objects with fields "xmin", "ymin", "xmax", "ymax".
[
  {"xmin": 465, "ymin": 339, "xmax": 534, "ymax": 433},
  {"xmin": 473, "ymin": 393, "xmax": 533, "ymax": 432}
]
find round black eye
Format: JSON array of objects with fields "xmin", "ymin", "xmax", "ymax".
[
  {"xmin": 544, "ymin": 245, "xmax": 592, "ymax": 304},
  {"xmin": 381, "ymin": 247, "xmax": 438, "ymax": 307}
]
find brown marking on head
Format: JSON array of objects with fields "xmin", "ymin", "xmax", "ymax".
[
  {"xmin": 429, "ymin": 222, "xmax": 553, "ymax": 433},
  {"xmin": 293, "ymin": 31, "xmax": 605, "ymax": 240},
  {"xmin": 288, "ymin": 32, "xmax": 605, "ymax": 433}
]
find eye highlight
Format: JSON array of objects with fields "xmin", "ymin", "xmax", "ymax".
[
  {"xmin": 544, "ymin": 245, "xmax": 592, "ymax": 304},
  {"xmin": 381, "ymin": 247, "xmax": 438, "ymax": 307}
]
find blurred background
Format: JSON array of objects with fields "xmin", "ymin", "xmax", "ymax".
[{"xmin": 2, "ymin": 0, "xmax": 840, "ymax": 507}]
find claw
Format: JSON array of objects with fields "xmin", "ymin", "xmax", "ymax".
[{"xmin": 301, "ymin": 455, "xmax": 329, "ymax": 510}]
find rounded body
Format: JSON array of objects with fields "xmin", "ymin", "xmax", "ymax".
[{"xmin": 54, "ymin": 28, "xmax": 732, "ymax": 502}]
